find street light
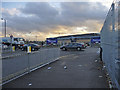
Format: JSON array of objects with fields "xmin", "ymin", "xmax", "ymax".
[{"xmin": 1, "ymin": 18, "xmax": 7, "ymax": 37}]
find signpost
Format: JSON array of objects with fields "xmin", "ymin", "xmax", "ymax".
[
  {"xmin": 46, "ymin": 38, "xmax": 57, "ymax": 45},
  {"xmin": 91, "ymin": 36, "xmax": 100, "ymax": 44},
  {"xmin": 70, "ymin": 36, "xmax": 76, "ymax": 42},
  {"xmin": 10, "ymin": 35, "xmax": 13, "ymax": 52}
]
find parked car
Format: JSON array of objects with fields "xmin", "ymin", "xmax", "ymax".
[
  {"xmin": 79, "ymin": 42, "xmax": 87, "ymax": 49},
  {"xmin": 86, "ymin": 42, "xmax": 90, "ymax": 46},
  {"xmin": 0, "ymin": 44, "xmax": 8, "ymax": 50},
  {"xmin": 21, "ymin": 43, "xmax": 40, "ymax": 51},
  {"xmin": 43, "ymin": 44, "xmax": 47, "ymax": 47},
  {"xmin": 60, "ymin": 43, "xmax": 84, "ymax": 51}
]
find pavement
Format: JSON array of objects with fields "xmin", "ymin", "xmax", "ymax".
[{"xmin": 3, "ymin": 47, "xmax": 109, "ymax": 88}]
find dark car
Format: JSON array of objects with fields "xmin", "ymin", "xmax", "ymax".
[
  {"xmin": 21, "ymin": 43, "xmax": 40, "ymax": 51},
  {"xmin": 60, "ymin": 43, "xmax": 84, "ymax": 51}
]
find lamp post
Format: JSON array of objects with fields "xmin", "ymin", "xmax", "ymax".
[{"xmin": 1, "ymin": 18, "xmax": 7, "ymax": 37}]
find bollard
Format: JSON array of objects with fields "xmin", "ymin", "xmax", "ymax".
[
  {"xmin": 27, "ymin": 46, "xmax": 31, "ymax": 53},
  {"xmin": 12, "ymin": 46, "xmax": 15, "ymax": 52},
  {"xmin": 27, "ymin": 46, "xmax": 31, "ymax": 73}
]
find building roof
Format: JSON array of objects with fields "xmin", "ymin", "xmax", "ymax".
[{"xmin": 55, "ymin": 33, "xmax": 100, "ymax": 39}]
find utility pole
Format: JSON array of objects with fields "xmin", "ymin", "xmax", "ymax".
[{"xmin": 4, "ymin": 19, "xmax": 6, "ymax": 37}]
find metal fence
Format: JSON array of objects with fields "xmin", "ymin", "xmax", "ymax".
[
  {"xmin": 101, "ymin": 1, "xmax": 120, "ymax": 89},
  {"xmin": 2, "ymin": 48, "xmax": 61, "ymax": 83}
]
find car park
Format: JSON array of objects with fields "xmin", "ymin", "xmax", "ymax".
[
  {"xmin": 21, "ymin": 43, "xmax": 40, "ymax": 51},
  {"xmin": 60, "ymin": 43, "xmax": 84, "ymax": 51}
]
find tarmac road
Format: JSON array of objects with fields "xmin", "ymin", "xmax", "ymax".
[{"xmin": 3, "ymin": 47, "xmax": 109, "ymax": 88}]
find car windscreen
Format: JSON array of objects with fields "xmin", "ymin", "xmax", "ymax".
[
  {"xmin": 19, "ymin": 38, "xmax": 24, "ymax": 41},
  {"xmin": 33, "ymin": 44, "xmax": 39, "ymax": 46},
  {"xmin": 24, "ymin": 44, "xmax": 28, "ymax": 46},
  {"xmin": 14, "ymin": 38, "xmax": 18, "ymax": 41},
  {"xmin": 29, "ymin": 44, "xmax": 37, "ymax": 46}
]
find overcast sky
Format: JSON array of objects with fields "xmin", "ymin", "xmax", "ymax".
[{"xmin": 1, "ymin": 1, "xmax": 113, "ymax": 41}]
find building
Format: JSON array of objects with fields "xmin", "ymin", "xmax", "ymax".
[{"xmin": 46, "ymin": 33, "xmax": 100, "ymax": 45}]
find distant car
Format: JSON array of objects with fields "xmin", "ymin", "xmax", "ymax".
[
  {"xmin": 43, "ymin": 44, "xmax": 47, "ymax": 46},
  {"xmin": 60, "ymin": 43, "xmax": 84, "ymax": 51},
  {"xmin": 21, "ymin": 43, "xmax": 40, "ymax": 51},
  {"xmin": 86, "ymin": 42, "xmax": 90, "ymax": 46},
  {"xmin": 0, "ymin": 44, "xmax": 8, "ymax": 50},
  {"xmin": 79, "ymin": 43, "xmax": 87, "ymax": 49},
  {"xmin": 53, "ymin": 43, "xmax": 57, "ymax": 46}
]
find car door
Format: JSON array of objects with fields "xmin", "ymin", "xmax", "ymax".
[
  {"xmin": 72, "ymin": 43, "xmax": 78, "ymax": 49},
  {"xmin": 66, "ymin": 43, "xmax": 73, "ymax": 49},
  {"xmin": 70, "ymin": 43, "xmax": 76, "ymax": 49}
]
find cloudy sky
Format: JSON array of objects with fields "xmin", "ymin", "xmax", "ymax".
[{"xmin": 1, "ymin": 0, "xmax": 113, "ymax": 41}]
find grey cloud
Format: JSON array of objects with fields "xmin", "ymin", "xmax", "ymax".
[
  {"xmin": 2, "ymin": 2, "xmax": 59, "ymax": 32},
  {"xmin": 60, "ymin": 2, "xmax": 108, "ymax": 24},
  {"xmin": 2, "ymin": 2, "xmax": 108, "ymax": 34},
  {"xmin": 20, "ymin": 2, "xmax": 58, "ymax": 19}
]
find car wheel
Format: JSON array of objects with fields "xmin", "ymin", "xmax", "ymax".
[
  {"xmin": 77, "ymin": 47, "xmax": 81, "ymax": 51},
  {"xmin": 32, "ymin": 48, "xmax": 35, "ymax": 51},
  {"xmin": 62, "ymin": 47, "xmax": 67, "ymax": 51},
  {"xmin": 21, "ymin": 48, "xmax": 24, "ymax": 51}
]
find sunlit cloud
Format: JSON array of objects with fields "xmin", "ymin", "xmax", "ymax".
[
  {"xmin": 2, "ymin": 8, "xmax": 20, "ymax": 16},
  {"xmin": 1, "ymin": 2, "xmax": 110, "ymax": 41}
]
